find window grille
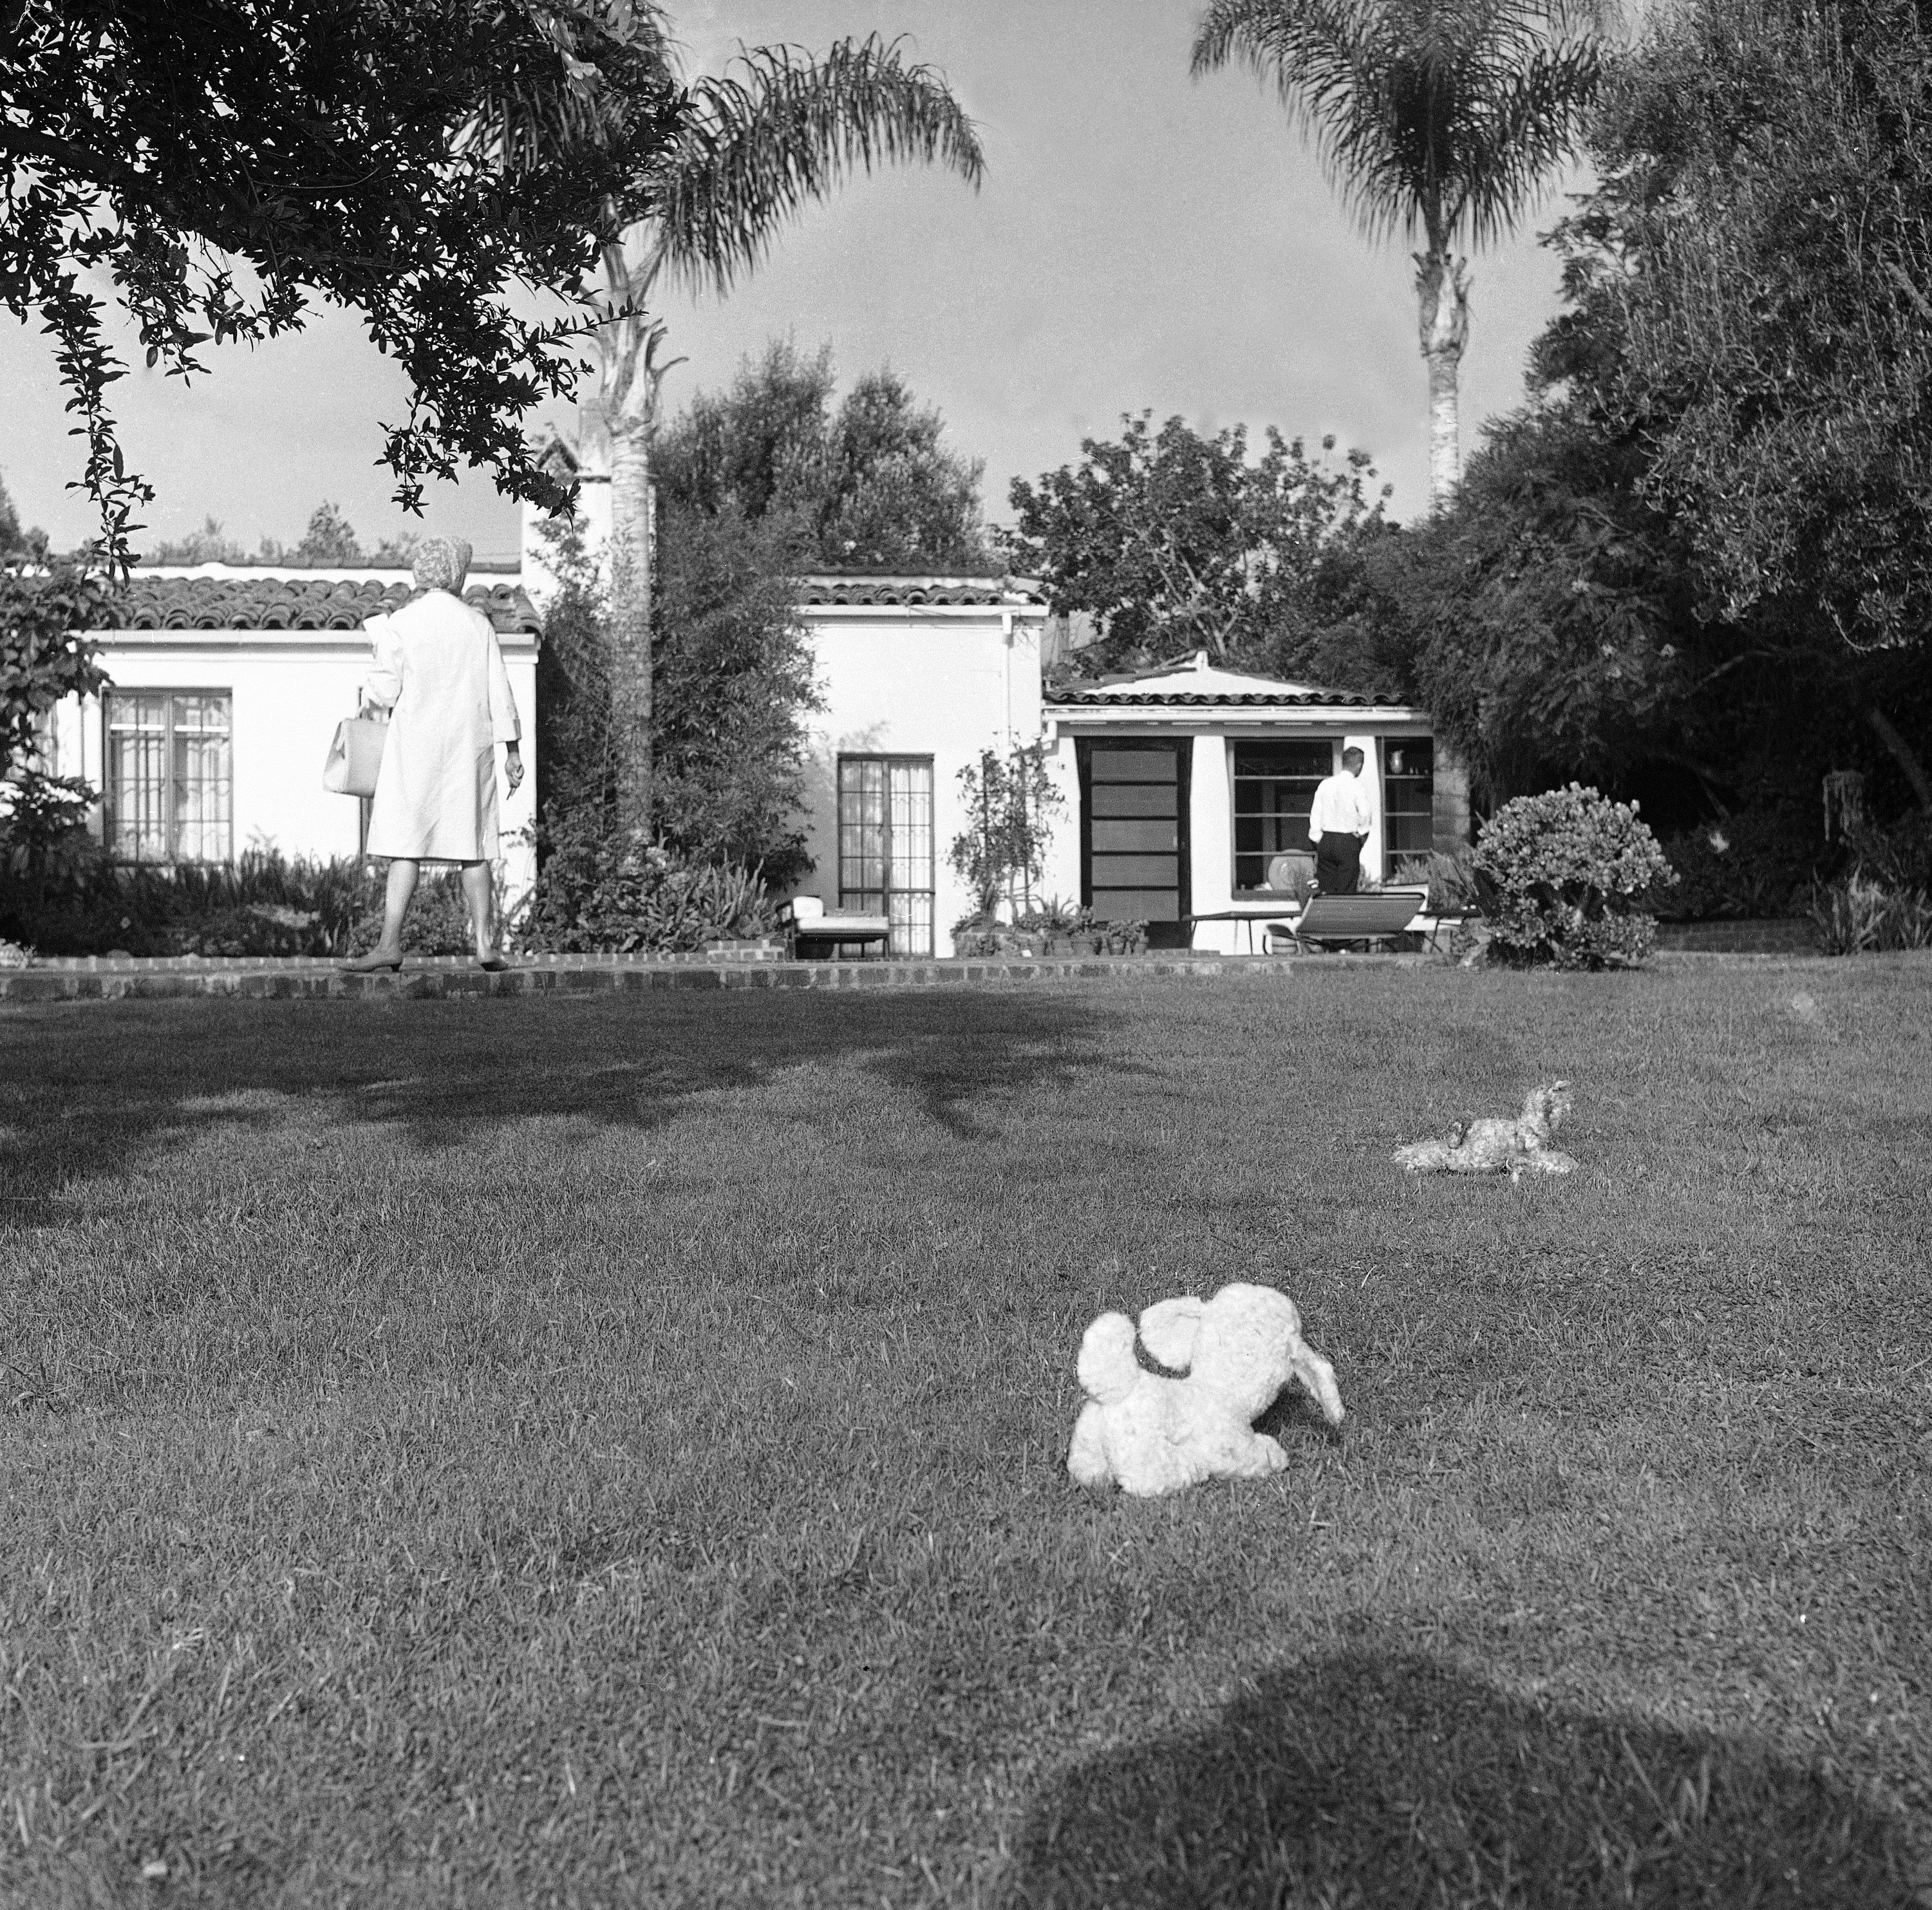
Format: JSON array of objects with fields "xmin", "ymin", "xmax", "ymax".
[
  {"xmin": 1232, "ymin": 740, "xmax": 1334, "ymax": 891},
  {"xmin": 105, "ymin": 691, "xmax": 233, "ymax": 863},
  {"xmin": 838, "ymin": 756, "xmax": 934, "ymax": 956},
  {"xmin": 1382, "ymin": 738, "xmax": 1434, "ymax": 879}
]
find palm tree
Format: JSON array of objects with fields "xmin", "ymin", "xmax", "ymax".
[
  {"xmin": 1191, "ymin": 0, "xmax": 1603, "ymax": 511},
  {"xmin": 579, "ymin": 27, "xmax": 984, "ymax": 827}
]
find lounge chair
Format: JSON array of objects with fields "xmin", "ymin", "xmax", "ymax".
[
  {"xmin": 779, "ymin": 895, "xmax": 892, "ymax": 959},
  {"xmin": 1270, "ymin": 886, "xmax": 1430, "ymax": 953}
]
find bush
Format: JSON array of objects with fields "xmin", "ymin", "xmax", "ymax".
[
  {"xmin": 1393, "ymin": 848, "xmax": 1478, "ymax": 916},
  {"xmin": 344, "ymin": 869, "xmax": 488, "ymax": 957},
  {"xmin": 1811, "ymin": 873, "xmax": 1932, "ymax": 954},
  {"xmin": 0, "ymin": 790, "xmax": 384, "ymax": 957},
  {"xmin": 1655, "ymin": 807, "xmax": 1830, "ymax": 920},
  {"xmin": 516, "ymin": 818, "xmax": 773, "ymax": 955},
  {"xmin": 1472, "ymin": 783, "xmax": 1674, "ymax": 969}
]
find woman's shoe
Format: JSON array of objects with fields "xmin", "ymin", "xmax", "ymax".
[
  {"xmin": 477, "ymin": 955, "xmax": 511, "ymax": 973},
  {"xmin": 340, "ymin": 951, "xmax": 404, "ymax": 974}
]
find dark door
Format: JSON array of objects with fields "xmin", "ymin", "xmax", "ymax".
[{"xmin": 1080, "ymin": 738, "xmax": 1192, "ymax": 948}]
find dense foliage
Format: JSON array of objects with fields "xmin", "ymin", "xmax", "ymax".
[
  {"xmin": 0, "ymin": 565, "xmax": 111, "ymax": 783},
  {"xmin": 653, "ymin": 340, "xmax": 993, "ymax": 572},
  {"xmin": 1471, "ymin": 783, "xmax": 1673, "ymax": 968},
  {"xmin": 1004, "ymin": 413, "xmax": 1391, "ymax": 677},
  {"xmin": 0, "ymin": 827, "xmax": 442, "ymax": 959},
  {"xmin": 514, "ymin": 833, "xmax": 773, "ymax": 954},
  {"xmin": 1550, "ymin": 0, "xmax": 1932, "ymax": 653},
  {"xmin": 530, "ymin": 503, "xmax": 818, "ymax": 888},
  {"xmin": 650, "ymin": 504, "xmax": 821, "ymax": 880},
  {"xmin": 2, "ymin": 0, "xmax": 681, "ymax": 565}
]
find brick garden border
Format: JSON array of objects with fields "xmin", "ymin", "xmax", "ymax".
[{"xmin": 0, "ymin": 943, "xmax": 1856, "ymax": 1004}]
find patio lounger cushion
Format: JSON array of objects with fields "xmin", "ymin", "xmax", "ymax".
[
  {"xmin": 780, "ymin": 897, "xmax": 891, "ymax": 953},
  {"xmin": 794, "ymin": 916, "xmax": 890, "ymax": 943},
  {"xmin": 1290, "ymin": 888, "xmax": 1429, "ymax": 948}
]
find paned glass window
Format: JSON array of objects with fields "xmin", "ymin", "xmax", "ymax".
[
  {"xmin": 838, "ymin": 755, "xmax": 934, "ymax": 956},
  {"xmin": 105, "ymin": 691, "xmax": 233, "ymax": 863},
  {"xmin": 1232, "ymin": 740, "xmax": 1334, "ymax": 891},
  {"xmin": 1382, "ymin": 738, "xmax": 1434, "ymax": 879}
]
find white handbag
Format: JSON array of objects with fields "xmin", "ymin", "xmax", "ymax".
[{"xmin": 323, "ymin": 713, "xmax": 388, "ymax": 798}]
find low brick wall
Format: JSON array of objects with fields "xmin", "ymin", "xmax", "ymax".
[
  {"xmin": 1655, "ymin": 919, "xmax": 1819, "ymax": 954},
  {"xmin": 0, "ymin": 950, "xmax": 1434, "ymax": 1002}
]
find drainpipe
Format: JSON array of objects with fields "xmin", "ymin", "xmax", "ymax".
[{"xmin": 1001, "ymin": 608, "xmax": 1015, "ymax": 751}]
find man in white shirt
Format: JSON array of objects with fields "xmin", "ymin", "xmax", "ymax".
[{"xmin": 1307, "ymin": 746, "xmax": 1374, "ymax": 895}]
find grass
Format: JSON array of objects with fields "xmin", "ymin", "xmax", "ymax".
[{"xmin": 1, "ymin": 959, "xmax": 1929, "ymax": 1908}]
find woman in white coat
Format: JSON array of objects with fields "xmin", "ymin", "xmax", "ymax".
[{"xmin": 342, "ymin": 538, "xmax": 524, "ymax": 972}]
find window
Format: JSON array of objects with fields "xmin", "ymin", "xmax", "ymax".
[
  {"xmin": 1382, "ymin": 738, "xmax": 1434, "ymax": 879},
  {"xmin": 1232, "ymin": 740, "xmax": 1334, "ymax": 891},
  {"xmin": 105, "ymin": 691, "xmax": 233, "ymax": 863},
  {"xmin": 838, "ymin": 755, "xmax": 934, "ymax": 955}
]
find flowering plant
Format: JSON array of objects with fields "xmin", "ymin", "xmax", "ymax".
[{"xmin": 1472, "ymin": 783, "xmax": 1674, "ymax": 968}]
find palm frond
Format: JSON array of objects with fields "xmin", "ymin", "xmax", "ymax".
[
  {"xmin": 651, "ymin": 34, "xmax": 984, "ymax": 295},
  {"xmin": 1191, "ymin": 0, "xmax": 1601, "ymax": 248}
]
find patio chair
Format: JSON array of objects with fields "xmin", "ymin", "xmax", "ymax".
[
  {"xmin": 1277, "ymin": 886, "xmax": 1430, "ymax": 953},
  {"xmin": 779, "ymin": 895, "xmax": 892, "ymax": 959}
]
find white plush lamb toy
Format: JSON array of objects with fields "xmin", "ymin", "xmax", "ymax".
[{"xmin": 1067, "ymin": 1281, "xmax": 1345, "ymax": 1497}]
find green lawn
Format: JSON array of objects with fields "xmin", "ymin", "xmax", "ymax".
[{"xmin": 2, "ymin": 961, "xmax": 1929, "ymax": 1908}]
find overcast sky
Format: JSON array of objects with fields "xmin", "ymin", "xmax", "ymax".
[{"xmin": 1, "ymin": 0, "xmax": 1585, "ymax": 565}]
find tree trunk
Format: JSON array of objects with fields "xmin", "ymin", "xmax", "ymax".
[
  {"xmin": 1414, "ymin": 249, "xmax": 1470, "ymax": 512},
  {"xmin": 606, "ymin": 424, "xmax": 654, "ymax": 834},
  {"xmin": 583, "ymin": 239, "xmax": 672, "ymax": 837},
  {"xmin": 1866, "ymin": 704, "xmax": 1932, "ymax": 813}
]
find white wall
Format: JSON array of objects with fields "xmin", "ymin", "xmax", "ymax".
[
  {"xmin": 44, "ymin": 630, "xmax": 539, "ymax": 904},
  {"xmin": 793, "ymin": 605, "xmax": 1052, "ymax": 954}
]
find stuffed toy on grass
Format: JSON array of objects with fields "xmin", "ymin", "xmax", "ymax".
[
  {"xmin": 1393, "ymin": 1081, "xmax": 1578, "ymax": 1181},
  {"xmin": 1067, "ymin": 1282, "xmax": 1345, "ymax": 1497}
]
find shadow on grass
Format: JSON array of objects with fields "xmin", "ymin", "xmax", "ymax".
[
  {"xmin": 995, "ymin": 1650, "xmax": 1918, "ymax": 1909},
  {"xmin": 0, "ymin": 991, "xmax": 1146, "ymax": 1229}
]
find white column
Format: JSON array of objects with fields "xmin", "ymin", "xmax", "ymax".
[
  {"xmin": 1042, "ymin": 729, "xmax": 1082, "ymax": 916},
  {"xmin": 1344, "ymin": 731, "xmax": 1385, "ymax": 885},
  {"xmin": 1188, "ymin": 733, "xmax": 1232, "ymax": 950}
]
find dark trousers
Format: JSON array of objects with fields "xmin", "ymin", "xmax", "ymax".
[{"xmin": 1313, "ymin": 831, "xmax": 1364, "ymax": 895}]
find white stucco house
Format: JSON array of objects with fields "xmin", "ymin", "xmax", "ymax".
[
  {"xmin": 768, "ymin": 588, "xmax": 1462, "ymax": 956},
  {"xmin": 33, "ymin": 568, "xmax": 541, "ymax": 900},
  {"xmin": 24, "ymin": 483, "xmax": 1464, "ymax": 959},
  {"xmin": 527, "ymin": 476, "xmax": 1466, "ymax": 957}
]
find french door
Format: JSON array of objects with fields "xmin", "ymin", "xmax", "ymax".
[{"xmin": 837, "ymin": 756, "xmax": 935, "ymax": 956}]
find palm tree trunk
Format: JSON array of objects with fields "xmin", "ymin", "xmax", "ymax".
[
  {"xmin": 606, "ymin": 422, "xmax": 653, "ymax": 834},
  {"xmin": 587, "ymin": 241, "xmax": 669, "ymax": 837},
  {"xmin": 1414, "ymin": 249, "xmax": 1470, "ymax": 512}
]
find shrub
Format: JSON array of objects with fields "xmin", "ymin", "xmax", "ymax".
[
  {"xmin": 516, "ymin": 821, "xmax": 773, "ymax": 955},
  {"xmin": 948, "ymin": 744, "xmax": 1063, "ymax": 920},
  {"xmin": 343, "ymin": 868, "xmax": 487, "ymax": 957},
  {"xmin": 1811, "ymin": 873, "xmax": 1932, "ymax": 954},
  {"xmin": 0, "ymin": 803, "xmax": 379, "ymax": 957},
  {"xmin": 1472, "ymin": 783, "xmax": 1674, "ymax": 969},
  {"xmin": 1393, "ymin": 848, "xmax": 1478, "ymax": 916}
]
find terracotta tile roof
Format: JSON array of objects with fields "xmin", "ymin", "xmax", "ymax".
[
  {"xmin": 97, "ymin": 576, "xmax": 543, "ymax": 635},
  {"xmin": 1046, "ymin": 687, "xmax": 1382, "ymax": 707},
  {"xmin": 796, "ymin": 574, "xmax": 1044, "ymax": 607}
]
